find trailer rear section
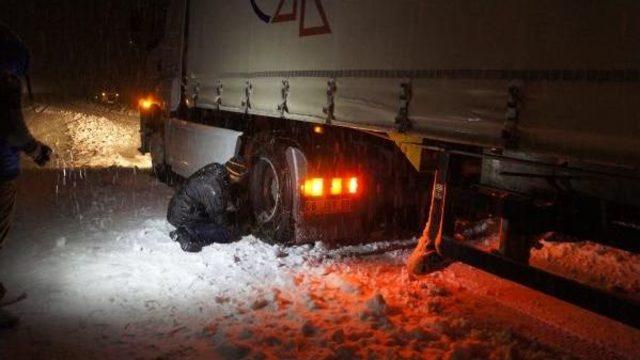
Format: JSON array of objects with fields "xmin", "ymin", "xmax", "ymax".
[{"xmin": 137, "ymin": 0, "xmax": 640, "ymax": 327}]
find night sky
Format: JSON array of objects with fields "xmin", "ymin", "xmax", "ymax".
[{"xmin": 1, "ymin": 0, "xmax": 146, "ymax": 96}]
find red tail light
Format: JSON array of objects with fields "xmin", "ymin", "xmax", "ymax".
[
  {"xmin": 330, "ymin": 178, "xmax": 343, "ymax": 195},
  {"xmin": 347, "ymin": 177, "xmax": 358, "ymax": 194},
  {"xmin": 301, "ymin": 176, "xmax": 360, "ymax": 198}
]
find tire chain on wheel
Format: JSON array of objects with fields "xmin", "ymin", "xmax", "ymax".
[{"xmin": 248, "ymin": 137, "xmax": 297, "ymax": 245}]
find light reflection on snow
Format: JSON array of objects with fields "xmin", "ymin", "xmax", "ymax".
[{"xmin": 24, "ymin": 102, "xmax": 152, "ymax": 171}]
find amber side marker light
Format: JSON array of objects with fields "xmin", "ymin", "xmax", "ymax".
[
  {"xmin": 302, "ymin": 178, "xmax": 325, "ymax": 197},
  {"xmin": 138, "ymin": 97, "xmax": 155, "ymax": 111},
  {"xmin": 313, "ymin": 126, "xmax": 325, "ymax": 134}
]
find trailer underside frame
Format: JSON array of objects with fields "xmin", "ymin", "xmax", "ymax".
[
  {"xmin": 439, "ymin": 236, "xmax": 640, "ymax": 329},
  {"xmin": 409, "ymin": 150, "xmax": 640, "ymax": 329}
]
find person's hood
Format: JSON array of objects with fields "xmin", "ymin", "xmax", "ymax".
[{"xmin": 225, "ymin": 156, "xmax": 248, "ymax": 181}]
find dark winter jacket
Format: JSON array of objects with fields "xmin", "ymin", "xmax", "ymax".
[
  {"xmin": 167, "ymin": 163, "xmax": 233, "ymax": 228},
  {"xmin": 0, "ymin": 24, "xmax": 30, "ymax": 78},
  {"xmin": 0, "ymin": 72, "xmax": 36, "ymax": 181}
]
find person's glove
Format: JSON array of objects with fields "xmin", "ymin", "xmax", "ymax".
[{"xmin": 27, "ymin": 142, "xmax": 52, "ymax": 167}]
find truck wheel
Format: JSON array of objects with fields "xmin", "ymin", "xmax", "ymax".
[
  {"xmin": 139, "ymin": 114, "xmax": 150, "ymax": 153},
  {"xmin": 148, "ymin": 132, "xmax": 173, "ymax": 184},
  {"xmin": 249, "ymin": 142, "xmax": 295, "ymax": 245},
  {"xmin": 139, "ymin": 107, "xmax": 160, "ymax": 154}
]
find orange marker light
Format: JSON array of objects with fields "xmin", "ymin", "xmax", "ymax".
[
  {"xmin": 330, "ymin": 178, "xmax": 343, "ymax": 195},
  {"xmin": 348, "ymin": 177, "xmax": 359, "ymax": 194},
  {"xmin": 303, "ymin": 178, "xmax": 324, "ymax": 197},
  {"xmin": 139, "ymin": 98, "xmax": 153, "ymax": 110},
  {"xmin": 313, "ymin": 126, "xmax": 324, "ymax": 134}
]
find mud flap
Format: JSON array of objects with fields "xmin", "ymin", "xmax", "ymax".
[{"xmin": 286, "ymin": 147, "xmax": 308, "ymax": 244}]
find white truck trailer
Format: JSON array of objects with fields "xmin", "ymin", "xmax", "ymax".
[{"xmin": 135, "ymin": 0, "xmax": 640, "ymax": 326}]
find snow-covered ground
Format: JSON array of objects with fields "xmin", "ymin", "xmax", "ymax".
[
  {"xmin": 24, "ymin": 100, "xmax": 151, "ymax": 169},
  {"xmin": 532, "ymin": 239, "xmax": 640, "ymax": 300},
  {"xmin": 462, "ymin": 219, "xmax": 640, "ymax": 302},
  {"xmin": 1, "ymin": 102, "xmax": 639, "ymax": 359}
]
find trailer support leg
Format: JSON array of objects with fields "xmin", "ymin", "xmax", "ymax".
[{"xmin": 408, "ymin": 152, "xmax": 454, "ymax": 275}]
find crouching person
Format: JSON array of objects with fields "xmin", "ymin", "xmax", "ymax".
[{"xmin": 167, "ymin": 157, "xmax": 252, "ymax": 252}]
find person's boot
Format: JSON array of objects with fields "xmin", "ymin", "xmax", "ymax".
[
  {"xmin": 171, "ymin": 229, "xmax": 203, "ymax": 253},
  {"xmin": 178, "ymin": 238, "xmax": 203, "ymax": 253}
]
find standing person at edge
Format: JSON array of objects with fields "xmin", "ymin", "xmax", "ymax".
[
  {"xmin": 0, "ymin": 24, "xmax": 52, "ymax": 329},
  {"xmin": 167, "ymin": 157, "xmax": 253, "ymax": 252}
]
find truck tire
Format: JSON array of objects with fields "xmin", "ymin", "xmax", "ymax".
[
  {"xmin": 249, "ymin": 141, "xmax": 295, "ymax": 245},
  {"xmin": 139, "ymin": 114, "xmax": 151, "ymax": 154},
  {"xmin": 140, "ymin": 107, "xmax": 161, "ymax": 154},
  {"xmin": 148, "ymin": 132, "xmax": 173, "ymax": 184}
]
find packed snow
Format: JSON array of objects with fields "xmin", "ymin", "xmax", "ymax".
[
  {"xmin": 1, "ymin": 102, "xmax": 639, "ymax": 359},
  {"xmin": 24, "ymin": 100, "xmax": 151, "ymax": 169},
  {"xmin": 0, "ymin": 169, "xmax": 569, "ymax": 360},
  {"xmin": 459, "ymin": 219, "xmax": 640, "ymax": 302},
  {"xmin": 532, "ymin": 238, "xmax": 640, "ymax": 300}
]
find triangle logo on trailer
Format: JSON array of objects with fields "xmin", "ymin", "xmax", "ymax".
[{"xmin": 250, "ymin": 0, "xmax": 332, "ymax": 37}]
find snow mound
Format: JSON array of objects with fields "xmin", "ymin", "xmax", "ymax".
[
  {"xmin": 532, "ymin": 240, "xmax": 640, "ymax": 299},
  {"xmin": 24, "ymin": 102, "xmax": 151, "ymax": 169}
]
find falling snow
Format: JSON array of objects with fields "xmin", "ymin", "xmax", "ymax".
[{"xmin": 0, "ymin": 102, "xmax": 638, "ymax": 359}]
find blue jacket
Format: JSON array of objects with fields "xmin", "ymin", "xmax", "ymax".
[
  {"xmin": 0, "ymin": 72, "xmax": 35, "ymax": 181},
  {"xmin": 0, "ymin": 140, "xmax": 21, "ymax": 181},
  {"xmin": 0, "ymin": 140, "xmax": 20, "ymax": 181},
  {"xmin": 0, "ymin": 26, "xmax": 34, "ymax": 181}
]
